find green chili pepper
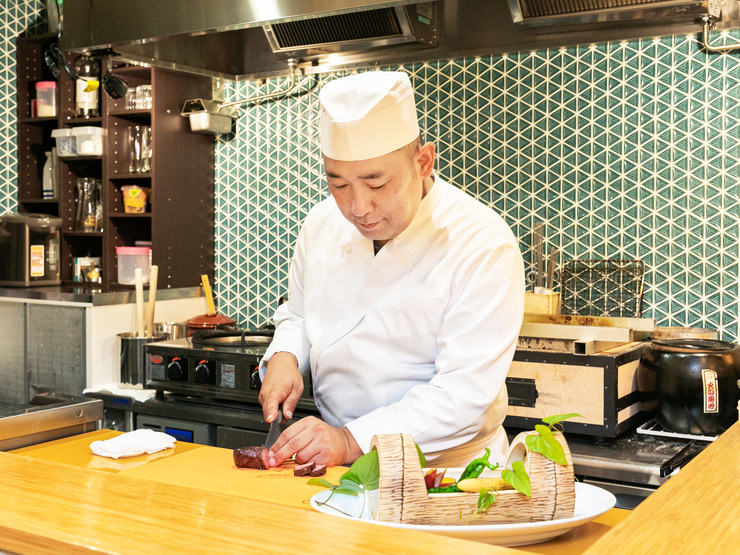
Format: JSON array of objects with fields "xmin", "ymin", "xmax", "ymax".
[
  {"xmin": 458, "ymin": 448, "xmax": 499, "ymax": 482},
  {"xmin": 427, "ymin": 485, "xmax": 462, "ymax": 493}
]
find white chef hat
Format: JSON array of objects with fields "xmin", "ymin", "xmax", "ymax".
[{"xmin": 319, "ymin": 71, "xmax": 420, "ymax": 161}]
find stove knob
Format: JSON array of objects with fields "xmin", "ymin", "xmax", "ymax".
[
  {"xmin": 250, "ymin": 368, "xmax": 262, "ymax": 390},
  {"xmin": 167, "ymin": 358, "xmax": 186, "ymax": 381},
  {"xmin": 194, "ymin": 361, "xmax": 212, "ymax": 384}
]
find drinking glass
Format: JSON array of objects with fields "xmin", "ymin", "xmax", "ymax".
[
  {"xmin": 76, "ymin": 177, "xmax": 100, "ymax": 232},
  {"xmin": 136, "ymin": 85, "xmax": 152, "ymax": 110},
  {"xmin": 128, "ymin": 125, "xmax": 142, "ymax": 173}
]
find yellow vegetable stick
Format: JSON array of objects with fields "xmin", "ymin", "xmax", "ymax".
[
  {"xmin": 83, "ymin": 80, "xmax": 100, "ymax": 93},
  {"xmin": 456, "ymin": 477, "xmax": 512, "ymax": 492}
]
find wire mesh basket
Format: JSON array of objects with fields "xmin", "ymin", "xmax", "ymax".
[{"xmin": 560, "ymin": 259, "xmax": 645, "ymax": 318}]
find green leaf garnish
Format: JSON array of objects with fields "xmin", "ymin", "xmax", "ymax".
[
  {"xmin": 501, "ymin": 460, "xmax": 531, "ymax": 497},
  {"xmin": 339, "ymin": 450, "xmax": 379, "ymax": 491},
  {"xmin": 416, "ymin": 443, "xmax": 427, "ymax": 468},
  {"xmin": 307, "ymin": 478, "xmax": 334, "ymax": 489},
  {"xmin": 477, "ymin": 489, "xmax": 496, "ymax": 511},
  {"xmin": 541, "ymin": 413, "xmax": 583, "ymax": 426},
  {"xmin": 526, "ymin": 431, "xmax": 568, "ymax": 466}
]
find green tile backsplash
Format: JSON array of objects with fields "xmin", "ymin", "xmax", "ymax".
[
  {"xmin": 0, "ymin": 3, "xmax": 737, "ymax": 339},
  {"xmin": 215, "ymin": 34, "xmax": 740, "ymax": 340},
  {"xmin": 0, "ymin": 0, "xmax": 44, "ymax": 213}
]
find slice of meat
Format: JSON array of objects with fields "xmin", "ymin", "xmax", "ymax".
[
  {"xmin": 309, "ymin": 464, "xmax": 327, "ymax": 477},
  {"xmin": 293, "ymin": 461, "xmax": 315, "ymax": 476},
  {"xmin": 233, "ymin": 446, "xmax": 269, "ymax": 470}
]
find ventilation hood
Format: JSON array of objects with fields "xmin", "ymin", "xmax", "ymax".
[
  {"xmin": 508, "ymin": 0, "xmax": 721, "ymax": 27},
  {"xmin": 63, "ymin": 0, "xmax": 740, "ymax": 81}
]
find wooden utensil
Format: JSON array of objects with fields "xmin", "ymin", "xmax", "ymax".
[
  {"xmin": 146, "ymin": 265, "xmax": 158, "ymax": 338},
  {"xmin": 135, "ymin": 268, "xmax": 145, "ymax": 338},
  {"xmin": 201, "ymin": 274, "xmax": 217, "ymax": 315},
  {"xmin": 186, "ymin": 274, "xmax": 236, "ymax": 336}
]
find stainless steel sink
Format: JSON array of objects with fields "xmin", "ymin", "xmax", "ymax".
[{"xmin": 0, "ymin": 393, "xmax": 103, "ymax": 450}]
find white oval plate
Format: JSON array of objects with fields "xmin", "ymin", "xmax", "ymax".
[{"xmin": 310, "ymin": 482, "xmax": 616, "ymax": 548}]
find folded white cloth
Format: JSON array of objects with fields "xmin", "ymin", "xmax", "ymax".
[
  {"xmin": 83, "ymin": 383, "xmax": 157, "ymax": 403},
  {"xmin": 90, "ymin": 429, "xmax": 176, "ymax": 459}
]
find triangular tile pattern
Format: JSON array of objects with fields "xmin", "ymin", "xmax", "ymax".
[
  {"xmin": 0, "ymin": 0, "xmax": 45, "ymax": 214},
  {"xmin": 212, "ymin": 33, "xmax": 740, "ymax": 340}
]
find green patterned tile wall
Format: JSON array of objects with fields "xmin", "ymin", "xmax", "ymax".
[
  {"xmin": 216, "ymin": 33, "xmax": 740, "ymax": 340},
  {"xmin": 0, "ymin": 0, "xmax": 45, "ymax": 214}
]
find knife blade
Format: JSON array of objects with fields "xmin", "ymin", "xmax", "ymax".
[
  {"xmin": 533, "ymin": 223, "xmax": 543, "ymax": 292},
  {"xmin": 264, "ymin": 407, "xmax": 282, "ymax": 450}
]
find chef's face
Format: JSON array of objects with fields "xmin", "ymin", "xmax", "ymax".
[{"xmin": 324, "ymin": 140, "xmax": 435, "ymax": 247}]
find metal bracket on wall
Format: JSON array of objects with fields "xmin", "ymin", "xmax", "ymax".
[
  {"xmin": 218, "ymin": 60, "xmax": 299, "ymax": 111},
  {"xmin": 701, "ymin": 16, "xmax": 740, "ymax": 53}
]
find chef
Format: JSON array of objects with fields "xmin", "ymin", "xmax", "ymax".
[{"xmin": 259, "ymin": 71, "xmax": 525, "ymax": 469}]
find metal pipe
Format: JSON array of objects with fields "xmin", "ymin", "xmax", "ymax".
[
  {"xmin": 701, "ymin": 16, "xmax": 740, "ymax": 54},
  {"xmin": 218, "ymin": 60, "xmax": 297, "ymax": 111}
]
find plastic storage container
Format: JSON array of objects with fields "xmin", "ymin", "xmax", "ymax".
[
  {"xmin": 71, "ymin": 126, "xmax": 104, "ymax": 156},
  {"xmin": 51, "ymin": 128, "xmax": 77, "ymax": 157},
  {"xmin": 116, "ymin": 246, "xmax": 151, "ymax": 285},
  {"xmin": 121, "ymin": 185, "xmax": 150, "ymax": 213},
  {"xmin": 35, "ymin": 81, "xmax": 57, "ymax": 117}
]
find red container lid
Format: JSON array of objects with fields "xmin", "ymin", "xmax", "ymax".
[
  {"xmin": 35, "ymin": 81, "xmax": 57, "ymax": 89},
  {"xmin": 116, "ymin": 246, "xmax": 151, "ymax": 255}
]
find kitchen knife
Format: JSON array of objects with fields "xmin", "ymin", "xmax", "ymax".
[
  {"xmin": 546, "ymin": 247, "xmax": 557, "ymax": 291},
  {"xmin": 264, "ymin": 407, "xmax": 283, "ymax": 450},
  {"xmin": 533, "ymin": 224, "xmax": 543, "ymax": 292}
]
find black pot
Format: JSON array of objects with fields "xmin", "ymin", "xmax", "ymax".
[{"xmin": 636, "ymin": 339, "xmax": 740, "ymax": 435}]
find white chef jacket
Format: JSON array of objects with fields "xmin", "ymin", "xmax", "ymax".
[{"xmin": 260, "ymin": 173, "xmax": 525, "ymax": 466}]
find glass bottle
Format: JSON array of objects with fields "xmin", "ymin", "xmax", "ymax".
[
  {"xmin": 76, "ymin": 177, "xmax": 98, "ymax": 232},
  {"xmin": 42, "ymin": 151, "xmax": 54, "ymax": 199},
  {"xmin": 74, "ymin": 54, "xmax": 100, "ymax": 118}
]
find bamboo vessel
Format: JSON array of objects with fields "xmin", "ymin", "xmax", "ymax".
[{"xmin": 369, "ymin": 431, "xmax": 575, "ymax": 526}]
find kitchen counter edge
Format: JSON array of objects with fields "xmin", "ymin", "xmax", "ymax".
[{"xmin": 0, "ymin": 285, "xmax": 203, "ymax": 306}]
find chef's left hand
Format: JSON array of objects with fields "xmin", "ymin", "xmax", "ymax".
[{"xmin": 268, "ymin": 416, "xmax": 363, "ymax": 468}]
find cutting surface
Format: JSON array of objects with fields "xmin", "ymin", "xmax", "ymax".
[
  {"xmin": 11, "ymin": 429, "xmax": 202, "ymax": 473},
  {"xmin": 121, "ymin": 444, "xmax": 347, "ymax": 509}
]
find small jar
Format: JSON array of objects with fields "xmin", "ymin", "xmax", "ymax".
[{"xmin": 35, "ymin": 81, "xmax": 57, "ymax": 117}]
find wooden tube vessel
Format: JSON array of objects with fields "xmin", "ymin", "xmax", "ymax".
[{"xmin": 369, "ymin": 431, "xmax": 575, "ymax": 526}]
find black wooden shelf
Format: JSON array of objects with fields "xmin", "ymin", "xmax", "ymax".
[
  {"xmin": 19, "ymin": 116, "xmax": 57, "ymax": 125},
  {"xmin": 19, "ymin": 198, "xmax": 59, "ymax": 203},
  {"xmin": 63, "ymin": 231, "xmax": 104, "ymax": 237}
]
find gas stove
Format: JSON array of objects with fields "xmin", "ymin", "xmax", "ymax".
[{"xmin": 144, "ymin": 330, "xmax": 315, "ymax": 411}]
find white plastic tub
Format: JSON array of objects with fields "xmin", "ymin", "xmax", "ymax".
[
  {"xmin": 51, "ymin": 128, "xmax": 77, "ymax": 157},
  {"xmin": 71, "ymin": 126, "xmax": 104, "ymax": 156},
  {"xmin": 116, "ymin": 246, "xmax": 151, "ymax": 285}
]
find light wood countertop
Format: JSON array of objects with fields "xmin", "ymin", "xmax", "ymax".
[
  {"xmin": 5, "ymin": 422, "xmax": 737, "ymax": 555},
  {"xmin": 582, "ymin": 422, "xmax": 740, "ymax": 554}
]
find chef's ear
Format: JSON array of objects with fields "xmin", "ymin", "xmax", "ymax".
[{"xmin": 416, "ymin": 141, "xmax": 435, "ymax": 179}]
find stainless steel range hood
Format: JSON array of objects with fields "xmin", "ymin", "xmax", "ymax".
[
  {"xmin": 63, "ymin": 0, "xmax": 740, "ymax": 81},
  {"xmin": 508, "ymin": 0, "xmax": 721, "ymax": 27}
]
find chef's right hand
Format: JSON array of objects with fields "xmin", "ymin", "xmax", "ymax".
[{"xmin": 259, "ymin": 351, "xmax": 303, "ymax": 423}]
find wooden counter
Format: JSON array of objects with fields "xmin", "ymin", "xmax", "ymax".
[
  {"xmin": 583, "ymin": 422, "xmax": 740, "ymax": 554},
  {"xmin": 3, "ymin": 423, "xmax": 737, "ymax": 554}
]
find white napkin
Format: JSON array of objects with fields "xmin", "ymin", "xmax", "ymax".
[
  {"xmin": 83, "ymin": 383, "xmax": 157, "ymax": 403},
  {"xmin": 90, "ymin": 429, "xmax": 176, "ymax": 459}
]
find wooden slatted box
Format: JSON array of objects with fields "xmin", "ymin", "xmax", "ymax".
[{"xmin": 504, "ymin": 342, "xmax": 648, "ymax": 437}]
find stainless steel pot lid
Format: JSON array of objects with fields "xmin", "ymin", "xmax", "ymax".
[{"xmin": 191, "ymin": 329, "xmax": 273, "ymax": 347}]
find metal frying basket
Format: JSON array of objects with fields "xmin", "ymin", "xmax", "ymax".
[{"xmin": 560, "ymin": 259, "xmax": 645, "ymax": 318}]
